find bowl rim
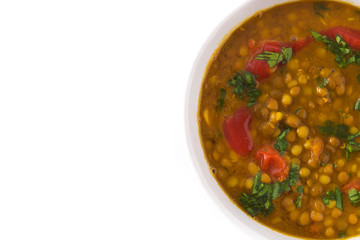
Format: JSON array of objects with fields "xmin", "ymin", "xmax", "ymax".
[{"xmin": 184, "ymin": 0, "xmax": 359, "ymax": 239}]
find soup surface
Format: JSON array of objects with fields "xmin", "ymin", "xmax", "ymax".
[{"xmin": 198, "ymin": 0, "xmax": 360, "ymax": 239}]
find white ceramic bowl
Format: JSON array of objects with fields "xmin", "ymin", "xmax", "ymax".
[{"xmin": 185, "ymin": 0, "xmax": 360, "ymax": 239}]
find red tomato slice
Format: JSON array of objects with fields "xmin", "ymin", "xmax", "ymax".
[
  {"xmin": 342, "ymin": 178, "xmax": 360, "ymax": 192},
  {"xmin": 245, "ymin": 41, "xmax": 287, "ymax": 81},
  {"xmin": 223, "ymin": 107, "xmax": 253, "ymax": 156},
  {"xmin": 290, "ymin": 37, "xmax": 312, "ymax": 52},
  {"xmin": 320, "ymin": 26, "xmax": 360, "ymax": 50},
  {"xmin": 255, "ymin": 146, "xmax": 289, "ymax": 182},
  {"xmin": 245, "ymin": 39, "xmax": 310, "ymax": 81}
]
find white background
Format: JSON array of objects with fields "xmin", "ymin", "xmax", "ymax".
[{"xmin": 0, "ymin": 0, "xmax": 251, "ymax": 239}]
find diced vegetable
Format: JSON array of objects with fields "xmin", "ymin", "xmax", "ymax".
[
  {"xmin": 223, "ymin": 107, "xmax": 253, "ymax": 156},
  {"xmin": 255, "ymin": 146, "xmax": 289, "ymax": 182}
]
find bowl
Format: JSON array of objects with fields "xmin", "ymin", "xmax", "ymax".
[{"xmin": 185, "ymin": 0, "xmax": 360, "ymax": 239}]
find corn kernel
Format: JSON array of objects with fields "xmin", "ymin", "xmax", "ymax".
[
  {"xmin": 282, "ymin": 94, "xmax": 293, "ymax": 107},
  {"xmin": 227, "ymin": 176, "xmax": 239, "ymax": 187},
  {"xmin": 319, "ymin": 175, "xmax": 331, "ymax": 185},
  {"xmin": 245, "ymin": 178, "xmax": 253, "ymax": 189},
  {"xmin": 299, "ymin": 167, "xmax": 310, "ymax": 178},
  {"xmin": 287, "ymin": 80, "xmax": 298, "ymax": 88},
  {"xmin": 350, "ymin": 127, "xmax": 359, "ymax": 135},
  {"xmin": 297, "ymin": 126, "xmax": 309, "ymax": 139},
  {"xmin": 298, "ymin": 74, "xmax": 308, "ymax": 85},
  {"xmin": 291, "ymin": 145, "xmax": 303, "ymax": 156},
  {"xmin": 261, "ymin": 173, "xmax": 272, "ymax": 184},
  {"xmin": 327, "ymin": 200, "xmax": 336, "ymax": 208},
  {"xmin": 267, "ymin": 98, "xmax": 278, "ymax": 111},
  {"xmin": 238, "ymin": 45, "xmax": 248, "ymax": 56},
  {"xmin": 248, "ymin": 162, "xmax": 260, "ymax": 176}
]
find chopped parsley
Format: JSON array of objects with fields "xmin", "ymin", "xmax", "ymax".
[
  {"xmin": 254, "ymin": 47, "xmax": 293, "ymax": 69},
  {"xmin": 289, "ymin": 163, "xmax": 300, "ymax": 186},
  {"xmin": 345, "ymin": 131, "xmax": 360, "ymax": 160},
  {"xmin": 354, "ymin": 98, "xmax": 360, "ymax": 111},
  {"xmin": 318, "ymin": 120, "xmax": 349, "ymax": 139},
  {"xmin": 215, "ymin": 88, "xmax": 226, "ymax": 111},
  {"xmin": 295, "ymin": 195, "xmax": 302, "ymax": 208},
  {"xmin": 313, "ymin": 2, "xmax": 328, "ymax": 17},
  {"xmin": 322, "ymin": 186, "xmax": 343, "ymax": 210},
  {"xmin": 339, "ymin": 232, "xmax": 346, "ymax": 239},
  {"xmin": 239, "ymin": 171, "xmax": 274, "ymax": 217},
  {"xmin": 295, "ymin": 186, "xmax": 304, "ymax": 208},
  {"xmin": 239, "ymin": 166, "xmax": 299, "ymax": 217},
  {"xmin": 312, "ymin": 30, "xmax": 360, "ymax": 68},
  {"xmin": 348, "ymin": 188, "xmax": 360, "ymax": 206},
  {"xmin": 274, "ymin": 128, "xmax": 290, "ymax": 155},
  {"xmin": 227, "ymin": 71, "xmax": 262, "ymax": 107},
  {"xmin": 317, "ymin": 77, "xmax": 329, "ymax": 88},
  {"xmin": 296, "ymin": 186, "xmax": 304, "ymax": 194}
]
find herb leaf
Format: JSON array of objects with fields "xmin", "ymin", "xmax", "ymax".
[
  {"xmin": 318, "ymin": 120, "xmax": 349, "ymax": 139},
  {"xmin": 254, "ymin": 47, "xmax": 293, "ymax": 69},
  {"xmin": 215, "ymin": 88, "xmax": 226, "ymax": 111},
  {"xmin": 312, "ymin": 30, "xmax": 360, "ymax": 68},
  {"xmin": 345, "ymin": 131, "xmax": 360, "ymax": 160},
  {"xmin": 274, "ymin": 128, "xmax": 290, "ymax": 155},
  {"xmin": 335, "ymin": 186, "xmax": 343, "ymax": 210},
  {"xmin": 317, "ymin": 77, "xmax": 329, "ymax": 88},
  {"xmin": 227, "ymin": 71, "xmax": 262, "ymax": 107},
  {"xmin": 322, "ymin": 186, "xmax": 343, "ymax": 210},
  {"xmin": 348, "ymin": 188, "xmax": 360, "ymax": 206},
  {"xmin": 354, "ymin": 98, "xmax": 360, "ymax": 111},
  {"xmin": 339, "ymin": 232, "xmax": 346, "ymax": 239},
  {"xmin": 295, "ymin": 195, "xmax": 302, "ymax": 208},
  {"xmin": 296, "ymin": 186, "xmax": 304, "ymax": 194},
  {"xmin": 239, "ymin": 169, "xmax": 296, "ymax": 217},
  {"xmin": 289, "ymin": 163, "xmax": 299, "ymax": 186},
  {"xmin": 314, "ymin": 2, "xmax": 328, "ymax": 17}
]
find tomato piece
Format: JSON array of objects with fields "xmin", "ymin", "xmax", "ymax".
[
  {"xmin": 320, "ymin": 26, "xmax": 360, "ymax": 50},
  {"xmin": 255, "ymin": 146, "xmax": 289, "ymax": 182},
  {"xmin": 245, "ymin": 41, "xmax": 287, "ymax": 81},
  {"xmin": 342, "ymin": 178, "xmax": 360, "ymax": 192},
  {"xmin": 290, "ymin": 37, "xmax": 312, "ymax": 52},
  {"xmin": 223, "ymin": 107, "xmax": 253, "ymax": 156},
  {"xmin": 245, "ymin": 39, "xmax": 310, "ymax": 81}
]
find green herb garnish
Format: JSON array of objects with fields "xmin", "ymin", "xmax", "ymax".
[
  {"xmin": 348, "ymin": 188, "xmax": 360, "ymax": 206},
  {"xmin": 354, "ymin": 98, "xmax": 360, "ymax": 111},
  {"xmin": 339, "ymin": 232, "xmax": 346, "ymax": 238},
  {"xmin": 289, "ymin": 163, "xmax": 299, "ymax": 186},
  {"xmin": 318, "ymin": 120, "xmax": 349, "ymax": 139},
  {"xmin": 322, "ymin": 186, "xmax": 343, "ymax": 210},
  {"xmin": 227, "ymin": 71, "xmax": 262, "ymax": 107},
  {"xmin": 345, "ymin": 131, "xmax": 360, "ymax": 160},
  {"xmin": 215, "ymin": 88, "xmax": 226, "ymax": 111},
  {"xmin": 295, "ymin": 185, "xmax": 304, "ymax": 208},
  {"xmin": 296, "ymin": 186, "xmax": 304, "ymax": 194},
  {"xmin": 295, "ymin": 195, "xmax": 302, "ymax": 208},
  {"xmin": 317, "ymin": 77, "xmax": 329, "ymax": 88},
  {"xmin": 254, "ymin": 47, "xmax": 293, "ymax": 69},
  {"xmin": 335, "ymin": 186, "xmax": 343, "ymax": 210},
  {"xmin": 239, "ymin": 170, "xmax": 296, "ymax": 217},
  {"xmin": 274, "ymin": 128, "xmax": 290, "ymax": 155},
  {"xmin": 314, "ymin": 2, "xmax": 328, "ymax": 17},
  {"xmin": 312, "ymin": 30, "xmax": 360, "ymax": 68},
  {"xmin": 239, "ymin": 171, "xmax": 274, "ymax": 217}
]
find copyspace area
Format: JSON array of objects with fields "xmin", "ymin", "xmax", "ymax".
[{"xmin": 0, "ymin": 0, "xmax": 250, "ymax": 239}]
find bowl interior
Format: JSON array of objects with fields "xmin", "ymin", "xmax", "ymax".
[{"xmin": 185, "ymin": 0, "xmax": 360, "ymax": 239}]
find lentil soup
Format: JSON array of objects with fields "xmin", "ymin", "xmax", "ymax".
[{"xmin": 198, "ymin": 0, "xmax": 360, "ymax": 239}]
